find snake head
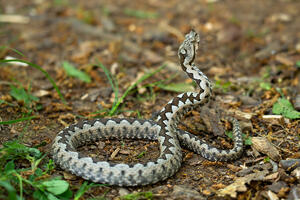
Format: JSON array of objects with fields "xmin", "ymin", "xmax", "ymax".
[{"xmin": 178, "ymin": 30, "xmax": 200, "ymax": 65}]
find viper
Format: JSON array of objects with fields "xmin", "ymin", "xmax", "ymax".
[{"xmin": 51, "ymin": 30, "xmax": 243, "ymax": 186}]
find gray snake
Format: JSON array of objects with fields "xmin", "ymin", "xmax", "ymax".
[{"xmin": 51, "ymin": 30, "xmax": 243, "ymax": 186}]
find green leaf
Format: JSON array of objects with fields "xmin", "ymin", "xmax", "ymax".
[
  {"xmin": 9, "ymin": 85, "xmax": 39, "ymax": 107},
  {"xmin": 242, "ymin": 134, "xmax": 252, "ymax": 146},
  {"xmin": 0, "ymin": 46, "xmax": 25, "ymax": 57},
  {"xmin": 259, "ymin": 82, "xmax": 271, "ymax": 90},
  {"xmin": 0, "ymin": 180, "xmax": 18, "ymax": 200},
  {"xmin": 0, "ymin": 99, "xmax": 15, "ymax": 106},
  {"xmin": 107, "ymin": 64, "xmax": 166, "ymax": 116},
  {"xmin": 264, "ymin": 157, "xmax": 270, "ymax": 162},
  {"xmin": 57, "ymin": 189, "xmax": 73, "ymax": 200},
  {"xmin": 35, "ymin": 168, "xmax": 43, "ymax": 177},
  {"xmin": 46, "ymin": 192, "xmax": 60, "ymax": 200},
  {"xmin": 296, "ymin": 60, "xmax": 300, "ymax": 68},
  {"xmin": 4, "ymin": 160, "xmax": 15, "ymax": 173},
  {"xmin": 157, "ymin": 82, "xmax": 194, "ymax": 93},
  {"xmin": 121, "ymin": 192, "xmax": 153, "ymax": 200},
  {"xmin": 33, "ymin": 190, "xmax": 48, "ymax": 200},
  {"xmin": 124, "ymin": 8, "xmax": 159, "ymax": 19},
  {"xmin": 272, "ymin": 98, "xmax": 300, "ymax": 119},
  {"xmin": 225, "ymin": 131, "xmax": 233, "ymax": 139},
  {"xmin": 0, "ymin": 59, "xmax": 66, "ymax": 103},
  {"xmin": 62, "ymin": 61, "xmax": 91, "ymax": 83},
  {"xmin": 1, "ymin": 140, "xmax": 42, "ymax": 162},
  {"xmin": 42, "ymin": 180, "xmax": 69, "ymax": 195},
  {"xmin": 74, "ymin": 182, "xmax": 105, "ymax": 200},
  {"xmin": 137, "ymin": 151, "xmax": 145, "ymax": 159},
  {"xmin": 214, "ymin": 80, "xmax": 231, "ymax": 92},
  {"xmin": 0, "ymin": 115, "xmax": 36, "ymax": 125}
]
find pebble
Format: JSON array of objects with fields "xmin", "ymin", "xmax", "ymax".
[
  {"xmin": 279, "ymin": 159, "xmax": 300, "ymax": 170},
  {"xmin": 97, "ymin": 141, "xmax": 105, "ymax": 149},
  {"xmin": 267, "ymin": 190, "xmax": 279, "ymax": 200},
  {"xmin": 294, "ymin": 94, "xmax": 300, "ymax": 111},
  {"xmin": 63, "ymin": 172, "xmax": 77, "ymax": 180},
  {"xmin": 171, "ymin": 185, "xmax": 204, "ymax": 200},
  {"xmin": 254, "ymin": 42, "xmax": 281, "ymax": 60},
  {"xmin": 118, "ymin": 188, "xmax": 130, "ymax": 196},
  {"xmin": 268, "ymin": 181, "xmax": 287, "ymax": 193},
  {"xmin": 291, "ymin": 167, "xmax": 300, "ymax": 180},
  {"xmin": 239, "ymin": 95, "xmax": 258, "ymax": 106},
  {"xmin": 287, "ymin": 186, "xmax": 300, "ymax": 200}
]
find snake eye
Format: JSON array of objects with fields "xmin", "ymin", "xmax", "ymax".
[{"xmin": 180, "ymin": 49, "xmax": 186, "ymax": 55}]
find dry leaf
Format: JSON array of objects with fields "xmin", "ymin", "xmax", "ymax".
[{"xmin": 252, "ymin": 137, "xmax": 281, "ymax": 161}]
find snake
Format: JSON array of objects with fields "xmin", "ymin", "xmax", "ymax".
[{"xmin": 51, "ymin": 30, "xmax": 243, "ymax": 186}]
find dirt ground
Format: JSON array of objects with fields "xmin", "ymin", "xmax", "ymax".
[{"xmin": 0, "ymin": 0, "xmax": 300, "ymax": 199}]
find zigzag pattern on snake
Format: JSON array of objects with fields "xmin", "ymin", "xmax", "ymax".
[{"xmin": 51, "ymin": 30, "xmax": 243, "ymax": 186}]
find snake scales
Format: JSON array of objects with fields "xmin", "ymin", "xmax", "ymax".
[{"xmin": 51, "ymin": 30, "xmax": 243, "ymax": 186}]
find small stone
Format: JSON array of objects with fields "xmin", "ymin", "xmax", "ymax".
[
  {"xmin": 291, "ymin": 167, "xmax": 300, "ymax": 180},
  {"xmin": 118, "ymin": 188, "xmax": 130, "ymax": 196},
  {"xmin": 268, "ymin": 181, "xmax": 287, "ymax": 193},
  {"xmin": 119, "ymin": 150, "xmax": 130, "ymax": 155},
  {"xmin": 294, "ymin": 94, "xmax": 300, "ymax": 111},
  {"xmin": 172, "ymin": 185, "xmax": 204, "ymax": 200},
  {"xmin": 239, "ymin": 96, "xmax": 258, "ymax": 106},
  {"xmin": 33, "ymin": 89, "xmax": 51, "ymax": 97},
  {"xmin": 287, "ymin": 186, "xmax": 300, "ymax": 200},
  {"xmin": 227, "ymin": 164, "xmax": 242, "ymax": 172},
  {"xmin": 275, "ymin": 55, "xmax": 294, "ymax": 66},
  {"xmin": 279, "ymin": 159, "xmax": 300, "ymax": 170},
  {"xmin": 202, "ymin": 189, "xmax": 211, "ymax": 196},
  {"xmin": 267, "ymin": 190, "xmax": 279, "ymax": 200},
  {"xmin": 151, "ymin": 185, "xmax": 169, "ymax": 194},
  {"xmin": 97, "ymin": 141, "xmax": 105, "ymax": 149},
  {"xmin": 269, "ymin": 13, "xmax": 292, "ymax": 23},
  {"xmin": 264, "ymin": 172, "xmax": 279, "ymax": 181},
  {"xmin": 63, "ymin": 172, "xmax": 77, "ymax": 180},
  {"xmin": 234, "ymin": 110, "xmax": 253, "ymax": 120},
  {"xmin": 255, "ymin": 42, "xmax": 281, "ymax": 60}
]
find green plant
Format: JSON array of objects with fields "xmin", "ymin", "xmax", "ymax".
[
  {"xmin": 0, "ymin": 141, "xmax": 72, "ymax": 200},
  {"xmin": 63, "ymin": 61, "xmax": 91, "ymax": 83},
  {"xmin": 94, "ymin": 61, "xmax": 166, "ymax": 116},
  {"xmin": 0, "ymin": 115, "xmax": 36, "ymax": 125},
  {"xmin": 296, "ymin": 60, "xmax": 300, "ymax": 68},
  {"xmin": 74, "ymin": 181, "xmax": 106, "ymax": 200},
  {"xmin": 225, "ymin": 131, "xmax": 252, "ymax": 146},
  {"xmin": 0, "ymin": 59, "xmax": 66, "ymax": 103},
  {"xmin": 272, "ymin": 97, "xmax": 300, "ymax": 119},
  {"xmin": 259, "ymin": 82, "xmax": 271, "ymax": 90},
  {"xmin": 9, "ymin": 84, "xmax": 39, "ymax": 108},
  {"xmin": 123, "ymin": 9, "xmax": 159, "ymax": 19},
  {"xmin": 136, "ymin": 151, "xmax": 145, "ymax": 159},
  {"xmin": 121, "ymin": 191, "xmax": 153, "ymax": 200},
  {"xmin": 264, "ymin": 157, "xmax": 270, "ymax": 163},
  {"xmin": 214, "ymin": 79, "xmax": 232, "ymax": 92}
]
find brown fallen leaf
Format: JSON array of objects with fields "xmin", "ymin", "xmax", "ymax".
[
  {"xmin": 218, "ymin": 170, "xmax": 269, "ymax": 198},
  {"xmin": 252, "ymin": 137, "xmax": 281, "ymax": 161}
]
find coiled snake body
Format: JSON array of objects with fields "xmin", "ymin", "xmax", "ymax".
[{"xmin": 52, "ymin": 30, "xmax": 243, "ymax": 186}]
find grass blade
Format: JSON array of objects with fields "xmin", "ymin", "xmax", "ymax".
[
  {"xmin": 109, "ymin": 64, "xmax": 166, "ymax": 116},
  {"xmin": 0, "ymin": 46, "xmax": 25, "ymax": 57},
  {"xmin": 62, "ymin": 61, "xmax": 91, "ymax": 83},
  {"xmin": 95, "ymin": 61, "xmax": 119, "ymax": 108},
  {"xmin": 0, "ymin": 59, "xmax": 66, "ymax": 104},
  {"xmin": 0, "ymin": 116, "xmax": 36, "ymax": 125}
]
